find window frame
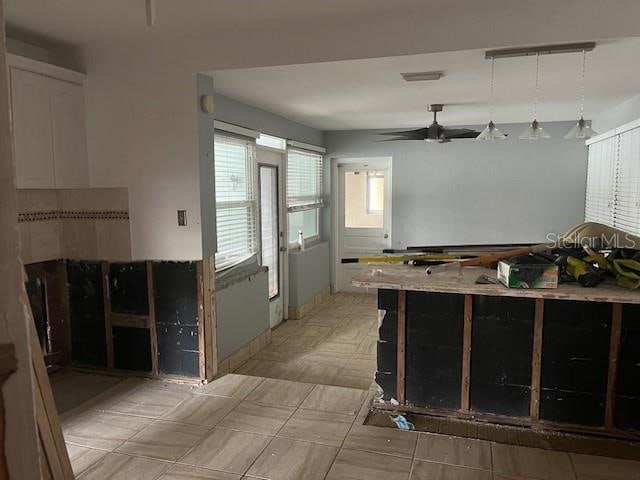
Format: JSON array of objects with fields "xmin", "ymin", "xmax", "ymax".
[
  {"xmin": 213, "ymin": 133, "xmax": 260, "ymax": 272},
  {"xmin": 285, "ymin": 146, "xmax": 324, "ymax": 247}
]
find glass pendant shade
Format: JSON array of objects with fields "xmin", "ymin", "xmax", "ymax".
[
  {"xmin": 564, "ymin": 117, "xmax": 597, "ymax": 140},
  {"xmin": 477, "ymin": 121, "xmax": 506, "ymax": 140},
  {"xmin": 519, "ymin": 119, "xmax": 550, "ymax": 140}
]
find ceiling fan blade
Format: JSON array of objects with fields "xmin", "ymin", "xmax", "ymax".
[
  {"xmin": 442, "ymin": 128, "xmax": 481, "ymax": 139},
  {"xmin": 379, "ymin": 128, "xmax": 428, "ymax": 138}
]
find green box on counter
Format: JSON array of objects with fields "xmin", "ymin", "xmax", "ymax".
[{"xmin": 497, "ymin": 258, "xmax": 559, "ymax": 289}]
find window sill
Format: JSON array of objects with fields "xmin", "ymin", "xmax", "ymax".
[{"xmin": 215, "ymin": 261, "xmax": 267, "ymax": 291}]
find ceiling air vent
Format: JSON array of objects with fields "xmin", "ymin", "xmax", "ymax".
[{"xmin": 400, "ymin": 71, "xmax": 444, "ymax": 82}]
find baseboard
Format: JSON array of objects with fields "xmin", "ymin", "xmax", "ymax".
[
  {"xmin": 216, "ymin": 329, "xmax": 272, "ymax": 376},
  {"xmin": 287, "ymin": 286, "xmax": 331, "ymax": 320}
]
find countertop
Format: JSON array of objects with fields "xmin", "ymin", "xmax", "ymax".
[{"xmin": 352, "ymin": 265, "xmax": 640, "ymax": 304}]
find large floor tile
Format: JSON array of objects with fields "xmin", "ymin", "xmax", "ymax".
[
  {"xmin": 217, "ymin": 401, "xmax": 295, "ymax": 435},
  {"xmin": 343, "ymin": 424, "xmax": 418, "ymax": 458},
  {"xmin": 77, "ymin": 452, "xmax": 170, "ymax": 479},
  {"xmin": 414, "ymin": 432, "xmax": 491, "ymax": 470},
  {"xmin": 105, "ymin": 384, "xmax": 190, "ymax": 418},
  {"xmin": 196, "ymin": 374, "xmax": 263, "ymax": 400},
  {"xmin": 245, "ymin": 378, "xmax": 314, "ymax": 407},
  {"xmin": 64, "ymin": 411, "xmax": 153, "ymax": 450},
  {"xmin": 115, "ymin": 420, "xmax": 210, "ymax": 461},
  {"xmin": 492, "ymin": 443, "xmax": 576, "ymax": 480},
  {"xmin": 162, "ymin": 394, "xmax": 239, "ymax": 426},
  {"xmin": 410, "ymin": 460, "xmax": 491, "ymax": 480},
  {"xmin": 246, "ymin": 437, "xmax": 338, "ymax": 480},
  {"xmin": 292, "ymin": 360, "xmax": 342, "ymax": 385},
  {"xmin": 158, "ymin": 464, "xmax": 241, "ymax": 479},
  {"xmin": 325, "ymin": 448, "xmax": 412, "ymax": 480},
  {"xmin": 178, "ymin": 427, "xmax": 271, "ymax": 474},
  {"xmin": 66, "ymin": 444, "xmax": 109, "ymax": 477},
  {"xmin": 278, "ymin": 409, "xmax": 355, "ymax": 447},
  {"xmin": 300, "ymin": 384, "xmax": 367, "ymax": 415},
  {"xmin": 571, "ymin": 453, "xmax": 640, "ymax": 480}
]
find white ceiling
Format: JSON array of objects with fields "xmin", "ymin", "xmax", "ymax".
[{"xmin": 211, "ymin": 37, "xmax": 640, "ymax": 130}]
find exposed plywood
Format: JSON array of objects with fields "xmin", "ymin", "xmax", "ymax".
[
  {"xmin": 353, "ymin": 265, "xmax": 640, "ymax": 304},
  {"xmin": 605, "ymin": 303, "xmax": 623, "ymax": 430},
  {"xmin": 530, "ymin": 299, "xmax": 544, "ymax": 421},
  {"xmin": 460, "ymin": 294, "xmax": 472, "ymax": 412},
  {"xmin": 396, "ymin": 290, "xmax": 406, "ymax": 404}
]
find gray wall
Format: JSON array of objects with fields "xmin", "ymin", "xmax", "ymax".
[
  {"xmin": 593, "ymin": 94, "xmax": 640, "ymax": 134},
  {"xmin": 325, "ymin": 121, "xmax": 588, "ymax": 248},
  {"xmin": 213, "ymin": 93, "xmax": 324, "ymax": 146},
  {"xmin": 289, "ymin": 241, "xmax": 330, "ymax": 308},
  {"xmin": 216, "ymin": 269, "xmax": 270, "ymax": 360}
]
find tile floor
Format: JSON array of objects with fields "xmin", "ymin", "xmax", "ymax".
[
  {"xmin": 234, "ymin": 293, "xmax": 378, "ymax": 389},
  {"xmin": 60, "ymin": 373, "xmax": 640, "ymax": 479},
  {"xmin": 56, "ymin": 293, "xmax": 640, "ymax": 479}
]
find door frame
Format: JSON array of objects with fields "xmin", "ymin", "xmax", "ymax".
[
  {"xmin": 331, "ymin": 156, "xmax": 393, "ymax": 293},
  {"xmin": 256, "ymin": 145, "xmax": 288, "ymax": 325}
]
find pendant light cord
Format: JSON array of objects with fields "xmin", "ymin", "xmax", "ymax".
[
  {"xmin": 489, "ymin": 56, "xmax": 495, "ymax": 120},
  {"xmin": 533, "ymin": 53, "xmax": 540, "ymax": 120},
  {"xmin": 579, "ymin": 49, "xmax": 587, "ymax": 118}
]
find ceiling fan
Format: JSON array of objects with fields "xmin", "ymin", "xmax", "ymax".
[{"xmin": 379, "ymin": 104, "xmax": 481, "ymax": 143}]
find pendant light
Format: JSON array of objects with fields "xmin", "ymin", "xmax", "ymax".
[
  {"xmin": 565, "ymin": 49, "xmax": 598, "ymax": 140},
  {"xmin": 477, "ymin": 56, "xmax": 507, "ymax": 140},
  {"xmin": 520, "ymin": 53, "xmax": 550, "ymax": 140}
]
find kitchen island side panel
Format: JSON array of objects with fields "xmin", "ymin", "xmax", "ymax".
[
  {"xmin": 377, "ymin": 289, "xmax": 398, "ymax": 401},
  {"xmin": 540, "ymin": 300, "xmax": 612, "ymax": 426},
  {"xmin": 406, "ymin": 291, "xmax": 464, "ymax": 409},
  {"xmin": 470, "ymin": 295, "xmax": 535, "ymax": 417}
]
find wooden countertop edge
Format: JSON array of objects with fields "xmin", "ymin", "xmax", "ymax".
[{"xmin": 352, "ymin": 266, "xmax": 640, "ymax": 304}]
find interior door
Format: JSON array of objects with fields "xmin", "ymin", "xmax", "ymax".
[
  {"xmin": 336, "ymin": 158, "xmax": 392, "ymax": 292},
  {"xmin": 257, "ymin": 148, "xmax": 285, "ymax": 327}
]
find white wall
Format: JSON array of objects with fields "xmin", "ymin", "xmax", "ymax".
[
  {"xmin": 593, "ymin": 94, "xmax": 640, "ymax": 134},
  {"xmin": 325, "ymin": 121, "xmax": 588, "ymax": 248}
]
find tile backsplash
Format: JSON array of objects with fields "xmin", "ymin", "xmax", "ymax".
[{"xmin": 17, "ymin": 188, "xmax": 132, "ymax": 264}]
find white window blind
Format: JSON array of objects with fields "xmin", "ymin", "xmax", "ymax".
[
  {"xmin": 286, "ymin": 148, "xmax": 324, "ymax": 212},
  {"xmin": 613, "ymin": 127, "xmax": 640, "ymax": 234},
  {"xmin": 585, "ymin": 125, "xmax": 640, "ymax": 236},
  {"xmin": 585, "ymin": 137, "xmax": 616, "ymax": 226},
  {"xmin": 214, "ymin": 135, "xmax": 258, "ymax": 271}
]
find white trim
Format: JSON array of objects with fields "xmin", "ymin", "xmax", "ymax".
[
  {"xmin": 587, "ymin": 117, "xmax": 640, "ymax": 145},
  {"xmin": 287, "ymin": 140, "xmax": 326, "ymax": 154},
  {"xmin": 7, "ymin": 54, "xmax": 86, "ymax": 85},
  {"xmin": 214, "ymin": 120, "xmax": 259, "ymax": 139}
]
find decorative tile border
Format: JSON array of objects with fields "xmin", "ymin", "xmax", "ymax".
[{"xmin": 18, "ymin": 210, "xmax": 129, "ymax": 223}]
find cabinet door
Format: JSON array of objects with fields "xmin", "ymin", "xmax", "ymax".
[
  {"xmin": 49, "ymin": 78, "xmax": 89, "ymax": 187},
  {"xmin": 10, "ymin": 68, "xmax": 55, "ymax": 188}
]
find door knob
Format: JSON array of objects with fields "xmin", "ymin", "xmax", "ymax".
[{"xmin": 384, "ymin": 233, "xmax": 389, "ymax": 239}]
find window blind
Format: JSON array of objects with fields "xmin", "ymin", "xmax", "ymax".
[
  {"xmin": 613, "ymin": 127, "xmax": 640, "ymax": 234},
  {"xmin": 286, "ymin": 148, "xmax": 324, "ymax": 212},
  {"xmin": 585, "ymin": 137, "xmax": 616, "ymax": 226},
  {"xmin": 214, "ymin": 135, "xmax": 258, "ymax": 271}
]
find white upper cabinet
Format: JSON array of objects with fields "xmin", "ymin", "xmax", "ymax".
[
  {"xmin": 10, "ymin": 68, "xmax": 56, "ymax": 188},
  {"xmin": 9, "ymin": 58, "xmax": 89, "ymax": 189},
  {"xmin": 49, "ymin": 79, "xmax": 89, "ymax": 187}
]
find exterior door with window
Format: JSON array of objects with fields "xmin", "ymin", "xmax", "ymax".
[
  {"xmin": 258, "ymin": 148, "xmax": 285, "ymax": 328},
  {"xmin": 336, "ymin": 158, "xmax": 392, "ymax": 292}
]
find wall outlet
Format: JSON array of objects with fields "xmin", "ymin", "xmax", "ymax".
[{"xmin": 177, "ymin": 210, "xmax": 187, "ymax": 226}]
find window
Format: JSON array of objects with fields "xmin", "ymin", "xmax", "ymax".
[
  {"xmin": 344, "ymin": 170, "xmax": 385, "ymax": 229},
  {"xmin": 214, "ymin": 135, "xmax": 258, "ymax": 271},
  {"xmin": 287, "ymin": 148, "xmax": 323, "ymax": 243},
  {"xmin": 366, "ymin": 171, "xmax": 385, "ymax": 214}
]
